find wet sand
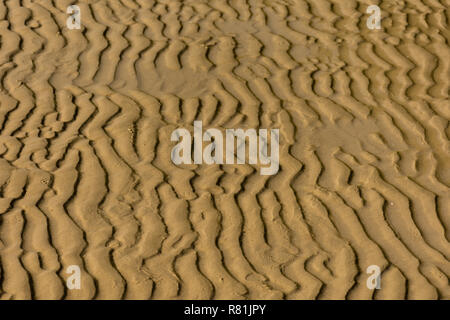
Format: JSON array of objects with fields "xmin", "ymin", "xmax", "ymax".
[{"xmin": 0, "ymin": 0, "xmax": 449, "ymax": 299}]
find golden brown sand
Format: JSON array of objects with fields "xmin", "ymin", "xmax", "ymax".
[{"xmin": 0, "ymin": 0, "xmax": 449, "ymax": 300}]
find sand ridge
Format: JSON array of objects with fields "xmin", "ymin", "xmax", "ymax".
[{"xmin": 0, "ymin": 0, "xmax": 449, "ymax": 300}]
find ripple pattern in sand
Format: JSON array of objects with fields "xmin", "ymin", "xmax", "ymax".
[{"xmin": 0, "ymin": 0, "xmax": 449, "ymax": 300}]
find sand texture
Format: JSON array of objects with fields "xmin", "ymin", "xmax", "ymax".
[{"xmin": 0, "ymin": 0, "xmax": 449, "ymax": 300}]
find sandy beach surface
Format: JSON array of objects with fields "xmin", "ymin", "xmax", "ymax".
[{"xmin": 0, "ymin": 0, "xmax": 449, "ymax": 300}]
